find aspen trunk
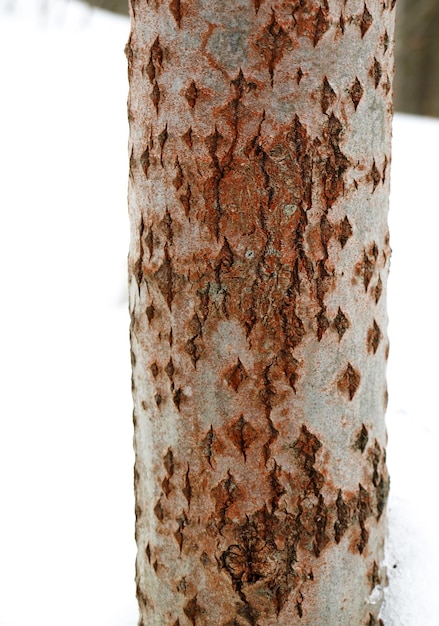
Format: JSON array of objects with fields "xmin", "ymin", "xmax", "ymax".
[{"xmin": 127, "ymin": 1, "xmax": 395, "ymax": 624}]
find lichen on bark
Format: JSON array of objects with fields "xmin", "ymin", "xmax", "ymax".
[{"xmin": 127, "ymin": 1, "xmax": 395, "ymax": 624}]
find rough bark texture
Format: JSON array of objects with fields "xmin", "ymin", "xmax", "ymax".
[{"xmin": 127, "ymin": 1, "xmax": 395, "ymax": 624}]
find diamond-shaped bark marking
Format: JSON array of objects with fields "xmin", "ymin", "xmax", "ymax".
[
  {"xmin": 226, "ymin": 358, "xmax": 248, "ymax": 392},
  {"xmin": 296, "ymin": 67, "xmax": 304, "ymax": 84},
  {"xmin": 212, "ymin": 472, "xmax": 240, "ymax": 531},
  {"xmin": 185, "ymin": 80, "xmax": 198, "ymax": 108},
  {"xmin": 339, "ymin": 14, "xmax": 345, "ymax": 34},
  {"xmin": 338, "ymin": 363, "xmax": 361, "ymax": 400},
  {"xmin": 278, "ymin": 349, "xmax": 300, "ymax": 392},
  {"xmin": 360, "ymin": 3, "xmax": 373, "ymax": 38},
  {"xmin": 383, "ymin": 30, "xmax": 390, "ymax": 53},
  {"xmin": 179, "ymin": 184, "xmax": 192, "ymax": 217},
  {"xmin": 146, "ymin": 305, "xmax": 155, "ymax": 322},
  {"xmin": 226, "ymin": 415, "xmax": 258, "ymax": 461},
  {"xmin": 257, "ymin": 11, "xmax": 291, "ymax": 86},
  {"xmin": 322, "ymin": 114, "xmax": 351, "ymax": 209},
  {"xmin": 165, "ymin": 358, "xmax": 174, "ymax": 380},
  {"xmin": 374, "ymin": 275, "xmax": 383, "ymax": 304},
  {"xmin": 334, "ymin": 490, "xmax": 351, "ymax": 544},
  {"xmin": 173, "ymin": 157, "xmax": 183, "ymax": 190},
  {"xmin": 367, "ymin": 320, "xmax": 382, "ymax": 354},
  {"xmin": 354, "ymin": 424, "xmax": 369, "ymax": 453},
  {"xmin": 314, "ymin": 6, "xmax": 330, "ymax": 46},
  {"xmin": 317, "ymin": 310, "xmax": 330, "ymax": 341},
  {"xmin": 185, "ymin": 336, "xmax": 200, "ymax": 367},
  {"xmin": 184, "ymin": 595, "xmax": 203, "ymax": 625},
  {"xmin": 339, "ymin": 216, "xmax": 353, "ymax": 248},
  {"xmin": 201, "ymin": 425, "xmax": 224, "ymax": 468},
  {"xmin": 154, "ymin": 498, "xmax": 164, "ymax": 522},
  {"xmin": 371, "ymin": 57, "xmax": 382, "ymax": 88},
  {"xmin": 293, "ymin": 424, "xmax": 322, "ymax": 465},
  {"xmin": 145, "ymin": 37, "xmax": 163, "ymax": 84},
  {"xmin": 169, "ymin": 0, "xmax": 181, "ymax": 27},
  {"xmin": 163, "ymin": 447, "xmax": 174, "ymax": 477},
  {"xmin": 356, "ymin": 249, "xmax": 376, "ymax": 292},
  {"xmin": 173, "ymin": 388, "xmax": 183, "ymax": 411},
  {"xmin": 357, "ymin": 484, "xmax": 371, "ymax": 553},
  {"xmin": 182, "ymin": 126, "xmax": 192, "ymax": 148},
  {"xmin": 140, "ymin": 147, "xmax": 150, "ymax": 178},
  {"xmin": 349, "ymin": 77, "xmax": 364, "ymax": 111},
  {"xmin": 321, "ymin": 76, "xmax": 336, "ymax": 114},
  {"xmin": 383, "ymin": 74, "xmax": 391, "ymax": 95},
  {"xmin": 145, "ymin": 229, "xmax": 153, "ymax": 258},
  {"xmin": 332, "ymin": 308, "xmax": 350, "ymax": 341},
  {"xmin": 182, "ymin": 467, "xmax": 192, "ymax": 507},
  {"xmin": 175, "ymin": 511, "xmax": 188, "ymax": 552},
  {"xmin": 151, "ymin": 82, "xmax": 160, "ymax": 113},
  {"xmin": 370, "ymin": 160, "xmax": 381, "ymax": 192},
  {"xmin": 158, "ymin": 125, "xmax": 168, "ymax": 166},
  {"xmin": 162, "ymin": 476, "xmax": 171, "ymax": 497},
  {"xmin": 150, "ymin": 362, "xmax": 159, "ymax": 377}
]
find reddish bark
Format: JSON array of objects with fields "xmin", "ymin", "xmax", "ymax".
[{"xmin": 127, "ymin": 1, "xmax": 395, "ymax": 623}]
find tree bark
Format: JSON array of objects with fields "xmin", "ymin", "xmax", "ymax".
[{"xmin": 127, "ymin": 1, "xmax": 395, "ymax": 624}]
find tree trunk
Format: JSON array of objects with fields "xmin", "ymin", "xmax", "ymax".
[{"xmin": 127, "ymin": 1, "xmax": 395, "ymax": 624}]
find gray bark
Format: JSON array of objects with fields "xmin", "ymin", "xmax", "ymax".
[{"xmin": 127, "ymin": 1, "xmax": 395, "ymax": 624}]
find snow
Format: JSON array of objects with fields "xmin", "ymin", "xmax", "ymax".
[{"xmin": 0, "ymin": 2, "xmax": 437, "ymax": 624}]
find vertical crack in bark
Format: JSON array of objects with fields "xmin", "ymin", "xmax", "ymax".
[
  {"xmin": 134, "ymin": 216, "xmax": 145, "ymax": 286},
  {"xmin": 158, "ymin": 124, "xmax": 168, "ymax": 167}
]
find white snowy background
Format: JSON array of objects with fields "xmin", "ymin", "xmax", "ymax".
[{"xmin": 0, "ymin": 1, "xmax": 437, "ymax": 624}]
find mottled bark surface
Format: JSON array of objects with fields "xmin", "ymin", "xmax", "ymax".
[{"xmin": 127, "ymin": 1, "xmax": 395, "ymax": 624}]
